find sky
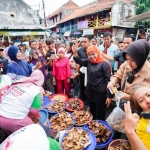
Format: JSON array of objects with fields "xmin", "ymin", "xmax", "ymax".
[{"xmin": 23, "ymin": 0, "xmax": 95, "ymax": 17}]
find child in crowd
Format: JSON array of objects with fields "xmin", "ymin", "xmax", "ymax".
[{"xmin": 52, "ymin": 47, "xmax": 71, "ymax": 97}]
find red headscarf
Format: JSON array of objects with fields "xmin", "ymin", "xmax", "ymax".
[{"xmin": 87, "ymin": 46, "xmax": 106, "ymax": 64}]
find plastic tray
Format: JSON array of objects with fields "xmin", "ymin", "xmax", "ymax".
[
  {"xmin": 43, "ymin": 96, "xmax": 50, "ymax": 106},
  {"xmin": 46, "ymin": 100, "xmax": 66, "ymax": 114},
  {"xmin": 84, "ymin": 120, "xmax": 113, "ymax": 149},
  {"xmin": 66, "ymin": 98, "xmax": 84, "ymax": 112},
  {"xmin": 49, "ymin": 112, "xmax": 76, "ymax": 132},
  {"xmin": 38, "ymin": 109, "xmax": 48, "ymax": 124},
  {"xmin": 50, "ymin": 93, "xmax": 68, "ymax": 102},
  {"xmin": 60, "ymin": 127, "xmax": 96, "ymax": 150}
]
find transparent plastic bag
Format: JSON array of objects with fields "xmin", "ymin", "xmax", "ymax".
[{"xmin": 106, "ymin": 98, "xmax": 125, "ymax": 133}]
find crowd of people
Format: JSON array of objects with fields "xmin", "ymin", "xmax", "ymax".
[{"xmin": 0, "ymin": 31, "xmax": 150, "ymax": 150}]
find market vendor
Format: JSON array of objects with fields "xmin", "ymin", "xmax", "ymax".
[
  {"xmin": 72, "ymin": 45, "xmax": 113, "ymax": 121},
  {"xmin": 0, "ymin": 70, "xmax": 44, "ymax": 133},
  {"xmin": 0, "ymin": 124, "xmax": 60, "ymax": 150}
]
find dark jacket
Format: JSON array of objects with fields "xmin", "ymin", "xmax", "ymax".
[
  {"xmin": 113, "ymin": 51, "xmax": 125, "ymax": 65},
  {"xmin": 74, "ymin": 56, "xmax": 113, "ymax": 102},
  {"xmin": 77, "ymin": 47, "xmax": 87, "ymax": 59}
]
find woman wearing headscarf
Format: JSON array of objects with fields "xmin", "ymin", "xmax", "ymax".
[
  {"xmin": 52, "ymin": 47, "xmax": 71, "ymax": 97},
  {"xmin": 72, "ymin": 45, "xmax": 113, "ymax": 120},
  {"xmin": 0, "ymin": 70, "xmax": 44, "ymax": 133},
  {"xmin": 6, "ymin": 46, "xmax": 32, "ymax": 82},
  {"xmin": 0, "ymin": 124, "xmax": 60, "ymax": 150},
  {"xmin": 107, "ymin": 39, "xmax": 150, "ymax": 102}
]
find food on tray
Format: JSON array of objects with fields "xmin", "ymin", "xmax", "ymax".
[
  {"xmin": 51, "ymin": 95, "xmax": 66, "ymax": 101},
  {"xmin": 31, "ymin": 117, "xmax": 40, "ymax": 124},
  {"xmin": 61, "ymin": 127, "xmax": 91, "ymax": 150},
  {"xmin": 109, "ymin": 140, "xmax": 132, "ymax": 150},
  {"xmin": 49, "ymin": 112, "xmax": 74, "ymax": 132},
  {"xmin": 44, "ymin": 91, "xmax": 52, "ymax": 97},
  {"xmin": 73, "ymin": 110, "xmax": 93, "ymax": 125},
  {"xmin": 47, "ymin": 101, "xmax": 65, "ymax": 112},
  {"xmin": 88, "ymin": 121, "xmax": 112, "ymax": 143},
  {"xmin": 68, "ymin": 99, "xmax": 81, "ymax": 110}
]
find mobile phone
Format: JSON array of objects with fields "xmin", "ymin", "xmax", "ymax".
[{"xmin": 141, "ymin": 112, "xmax": 150, "ymax": 119}]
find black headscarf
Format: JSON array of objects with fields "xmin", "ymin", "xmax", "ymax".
[{"xmin": 122, "ymin": 39, "xmax": 150, "ymax": 72}]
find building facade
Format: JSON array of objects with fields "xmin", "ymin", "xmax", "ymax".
[
  {"xmin": 0, "ymin": 0, "xmax": 47, "ymax": 42},
  {"xmin": 50, "ymin": 0, "xmax": 136, "ymax": 39},
  {"xmin": 47, "ymin": 0, "xmax": 79, "ymax": 37}
]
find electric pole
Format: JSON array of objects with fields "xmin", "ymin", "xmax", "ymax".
[{"xmin": 42, "ymin": 0, "xmax": 47, "ymax": 27}]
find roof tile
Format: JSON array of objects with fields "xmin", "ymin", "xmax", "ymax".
[
  {"xmin": 59, "ymin": 0, "xmax": 134, "ymax": 24},
  {"xmin": 49, "ymin": 0, "xmax": 79, "ymax": 18}
]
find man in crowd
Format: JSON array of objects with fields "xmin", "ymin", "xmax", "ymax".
[
  {"xmin": 77, "ymin": 35, "xmax": 91, "ymax": 102},
  {"xmin": 102, "ymin": 35, "xmax": 134, "ymax": 66},
  {"xmin": 98, "ymin": 32, "xmax": 119, "ymax": 73}
]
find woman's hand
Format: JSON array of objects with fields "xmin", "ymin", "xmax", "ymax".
[
  {"xmin": 67, "ymin": 78, "xmax": 70, "ymax": 83},
  {"xmin": 117, "ymin": 91, "xmax": 130, "ymax": 100},
  {"xmin": 124, "ymin": 101, "xmax": 140, "ymax": 134},
  {"xmin": 52, "ymin": 77, "xmax": 56, "ymax": 85},
  {"xmin": 106, "ymin": 98, "xmax": 112, "ymax": 107},
  {"xmin": 107, "ymin": 80, "xmax": 115, "ymax": 90}
]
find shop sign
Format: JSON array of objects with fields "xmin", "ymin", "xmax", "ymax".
[
  {"xmin": 77, "ymin": 20, "xmax": 88, "ymax": 29},
  {"xmin": 83, "ymin": 29, "xmax": 94, "ymax": 35}
]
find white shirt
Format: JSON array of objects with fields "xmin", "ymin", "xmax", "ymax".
[
  {"xmin": 0, "ymin": 84, "xmax": 40, "ymax": 119},
  {"xmin": 65, "ymin": 53, "xmax": 76, "ymax": 74},
  {"xmin": 0, "ymin": 75, "xmax": 12, "ymax": 98},
  {"xmin": 0, "ymin": 124, "xmax": 49, "ymax": 150}
]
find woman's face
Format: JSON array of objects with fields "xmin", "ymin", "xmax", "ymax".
[
  {"xmin": 88, "ymin": 52, "xmax": 98, "ymax": 63},
  {"xmin": 126, "ymin": 54, "xmax": 137, "ymax": 70},
  {"xmin": 33, "ymin": 53, "xmax": 38, "ymax": 60},
  {"xmin": 66, "ymin": 44, "xmax": 71, "ymax": 52},
  {"xmin": 91, "ymin": 39, "xmax": 97, "ymax": 46},
  {"xmin": 134, "ymin": 86, "xmax": 150, "ymax": 112},
  {"xmin": 58, "ymin": 51, "xmax": 64, "ymax": 58},
  {"xmin": 16, "ymin": 50, "xmax": 22, "ymax": 60}
]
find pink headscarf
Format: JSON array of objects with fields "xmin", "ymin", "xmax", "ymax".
[
  {"xmin": 3, "ymin": 70, "xmax": 44, "ymax": 100},
  {"xmin": 57, "ymin": 47, "xmax": 66, "ymax": 55}
]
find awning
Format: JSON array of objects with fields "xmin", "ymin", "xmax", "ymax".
[
  {"xmin": 123, "ymin": 10, "xmax": 150, "ymax": 22},
  {"xmin": 0, "ymin": 25, "xmax": 48, "ymax": 30},
  {"xmin": 63, "ymin": 31, "xmax": 71, "ymax": 36},
  {"xmin": 0, "ymin": 31, "xmax": 46, "ymax": 36}
]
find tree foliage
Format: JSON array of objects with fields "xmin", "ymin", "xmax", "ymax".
[{"xmin": 135, "ymin": 0, "xmax": 150, "ymax": 27}]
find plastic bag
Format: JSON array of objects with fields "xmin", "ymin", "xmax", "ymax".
[{"xmin": 106, "ymin": 97, "xmax": 125, "ymax": 133}]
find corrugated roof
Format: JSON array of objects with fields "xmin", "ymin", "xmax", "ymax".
[
  {"xmin": 59, "ymin": 0, "xmax": 134, "ymax": 24},
  {"xmin": 49, "ymin": 0, "xmax": 79, "ymax": 18}
]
